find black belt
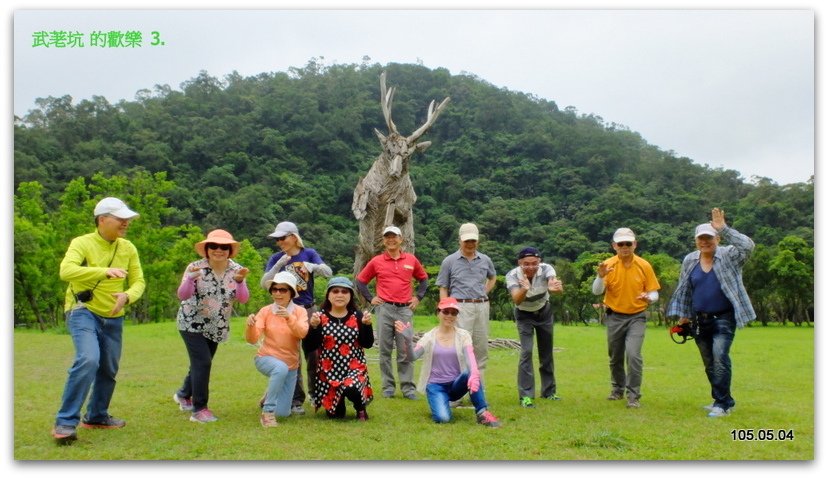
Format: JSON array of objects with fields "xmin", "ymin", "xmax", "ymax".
[
  {"xmin": 605, "ymin": 307, "xmax": 645, "ymax": 316},
  {"xmin": 384, "ymin": 301, "xmax": 411, "ymax": 307},
  {"xmin": 455, "ymin": 298, "xmax": 489, "ymax": 303},
  {"xmin": 695, "ymin": 309, "xmax": 733, "ymax": 320}
]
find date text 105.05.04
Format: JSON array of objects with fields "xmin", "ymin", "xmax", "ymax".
[{"xmin": 731, "ymin": 429, "xmax": 795, "ymax": 441}]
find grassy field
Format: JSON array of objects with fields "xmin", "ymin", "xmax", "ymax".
[{"xmin": 13, "ymin": 317, "xmax": 814, "ymax": 461}]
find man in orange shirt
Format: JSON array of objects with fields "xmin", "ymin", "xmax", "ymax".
[{"xmin": 592, "ymin": 228, "xmax": 660, "ymax": 409}]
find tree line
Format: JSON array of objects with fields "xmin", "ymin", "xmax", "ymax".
[{"xmin": 13, "ymin": 60, "xmax": 813, "ymax": 329}]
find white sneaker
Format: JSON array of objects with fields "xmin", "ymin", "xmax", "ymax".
[
  {"xmin": 705, "ymin": 403, "xmax": 734, "ymax": 412},
  {"xmin": 707, "ymin": 406, "xmax": 731, "ymax": 418},
  {"xmin": 290, "ymin": 405, "xmax": 306, "ymax": 415}
]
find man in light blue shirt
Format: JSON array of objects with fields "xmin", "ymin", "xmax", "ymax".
[{"xmin": 436, "ymin": 223, "xmax": 497, "ymax": 374}]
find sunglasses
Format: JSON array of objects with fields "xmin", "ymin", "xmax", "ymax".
[
  {"xmin": 616, "ymin": 242, "xmax": 634, "ymax": 247},
  {"xmin": 440, "ymin": 309, "xmax": 459, "ymax": 316},
  {"xmin": 274, "ymin": 235, "xmax": 290, "ymax": 242},
  {"xmin": 270, "ymin": 287, "xmax": 291, "ymax": 293},
  {"xmin": 329, "ymin": 287, "xmax": 351, "ymax": 295},
  {"xmin": 207, "ymin": 243, "xmax": 231, "ymax": 251}
]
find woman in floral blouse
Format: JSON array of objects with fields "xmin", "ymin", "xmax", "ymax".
[
  {"xmin": 173, "ymin": 229, "xmax": 249, "ymax": 423},
  {"xmin": 306, "ymin": 277, "xmax": 374, "ymax": 420}
]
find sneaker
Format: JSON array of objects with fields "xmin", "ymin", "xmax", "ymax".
[
  {"xmin": 707, "ymin": 406, "xmax": 731, "ymax": 418},
  {"xmin": 290, "ymin": 405, "xmax": 306, "ymax": 415},
  {"xmin": 52, "ymin": 424, "xmax": 77, "ymax": 442},
  {"xmin": 476, "ymin": 410, "xmax": 502, "ymax": 428},
  {"xmin": 382, "ymin": 392, "xmax": 394, "ymax": 398},
  {"xmin": 607, "ymin": 391, "xmax": 624, "ymax": 400},
  {"xmin": 449, "ymin": 399, "xmax": 461, "ymax": 408},
  {"xmin": 704, "ymin": 403, "xmax": 734, "ymax": 412},
  {"xmin": 544, "ymin": 394, "xmax": 562, "ymax": 401},
  {"xmin": 80, "ymin": 415, "xmax": 126, "ymax": 429},
  {"xmin": 260, "ymin": 412, "xmax": 278, "ymax": 427},
  {"xmin": 520, "ymin": 396, "xmax": 535, "ymax": 408},
  {"xmin": 626, "ymin": 398, "xmax": 641, "ymax": 409},
  {"xmin": 173, "ymin": 393, "xmax": 193, "ymax": 411},
  {"xmin": 190, "ymin": 408, "xmax": 218, "ymax": 423},
  {"xmin": 356, "ymin": 410, "xmax": 369, "ymax": 421},
  {"xmin": 403, "ymin": 393, "xmax": 418, "ymax": 400}
]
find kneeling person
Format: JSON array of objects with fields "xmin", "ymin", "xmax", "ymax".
[{"xmin": 396, "ymin": 297, "xmax": 501, "ymax": 428}]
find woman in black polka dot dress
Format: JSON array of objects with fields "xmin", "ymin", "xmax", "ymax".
[{"xmin": 306, "ymin": 277, "xmax": 374, "ymax": 420}]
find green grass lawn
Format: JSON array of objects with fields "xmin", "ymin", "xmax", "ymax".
[{"xmin": 13, "ymin": 318, "xmax": 813, "ymax": 461}]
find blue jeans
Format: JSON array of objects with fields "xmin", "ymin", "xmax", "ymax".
[
  {"xmin": 695, "ymin": 311, "xmax": 737, "ymax": 410},
  {"xmin": 55, "ymin": 308, "xmax": 124, "ymax": 426},
  {"xmin": 425, "ymin": 372, "xmax": 488, "ymax": 424},
  {"xmin": 255, "ymin": 356, "xmax": 297, "ymax": 417}
]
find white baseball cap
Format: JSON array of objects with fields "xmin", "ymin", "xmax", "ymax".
[
  {"xmin": 94, "ymin": 197, "xmax": 139, "ymax": 219},
  {"xmin": 268, "ymin": 221, "xmax": 299, "ymax": 238},
  {"xmin": 695, "ymin": 223, "xmax": 719, "ymax": 238},
  {"xmin": 382, "ymin": 225, "xmax": 402, "ymax": 236},
  {"xmin": 612, "ymin": 228, "xmax": 636, "ymax": 243},
  {"xmin": 459, "ymin": 223, "xmax": 479, "ymax": 241}
]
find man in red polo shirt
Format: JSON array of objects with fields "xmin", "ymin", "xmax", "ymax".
[{"xmin": 356, "ymin": 226, "xmax": 429, "ymax": 399}]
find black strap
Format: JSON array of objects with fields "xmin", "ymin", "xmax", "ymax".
[{"xmin": 71, "ymin": 241, "xmax": 120, "ymax": 298}]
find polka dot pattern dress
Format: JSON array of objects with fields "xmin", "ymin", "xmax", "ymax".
[{"xmin": 311, "ymin": 311, "xmax": 373, "ymax": 414}]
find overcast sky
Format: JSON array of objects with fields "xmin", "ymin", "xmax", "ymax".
[{"xmin": 11, "ymin": 8, "xmax": 814, "ymax": 185}]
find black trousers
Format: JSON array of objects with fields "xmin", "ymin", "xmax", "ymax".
[{"xmin": 178, "ymin": 330, "xmax": 219, "ymax": 412}]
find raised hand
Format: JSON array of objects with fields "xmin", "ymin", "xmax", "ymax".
[
  {"xmin": 187, "ymin": 265, "xmax": 203, "ymax": 280},
  {"xmin": 233, "ymin": 267, "xmax": 249, "ymax": 282},
  {"xmin": 711, "ymin": 207, "xmax": 726, "ymax": 231},
  {"xmin": 597, "ymin": 262, "xmax": 614, "ymax": 278},
  {"xmin": 310, "ymin": 311, "xmax": 322, "ymax": 328},
  {"xmin": 548, "ymin": 277, "xmax": 563, "ymax": 293},
  {"xmin": 361, "ymin": 311, "xmax": 373, "ymax": 325}
]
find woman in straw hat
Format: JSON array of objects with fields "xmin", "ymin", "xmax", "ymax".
[{"xmin": 173, "ymin": 229, "xmax": 250, "ymax": 423}]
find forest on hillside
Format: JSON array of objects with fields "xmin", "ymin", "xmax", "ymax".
[{"xmin": 13, "ymin": 60, "xmax": 814, "ymax": 329}]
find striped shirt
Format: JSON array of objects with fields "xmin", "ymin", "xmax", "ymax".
[
  {"xmin": 667, "ymin": 226, "xmax": 756, "ymax": 328},
  {"xmin": 505, "ymin": 263, "xmax": 557, "ymax": 312}
]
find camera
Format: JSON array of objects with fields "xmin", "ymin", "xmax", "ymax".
[
  {"xmin": 669, "ymin": 322, "xmax": 694, "ymax": 344},
  {"xmin": 74, "ymin": 290, "xmax": 93, "ymax": 303}
]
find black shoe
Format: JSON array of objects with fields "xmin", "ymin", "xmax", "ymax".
[
  {"xmin": 52, "ymin": 424, "xmax": 77, "ymax": 443},
  {"xmin": 80, "ymin": 415, "xmax": 126, "ymax": 429}
]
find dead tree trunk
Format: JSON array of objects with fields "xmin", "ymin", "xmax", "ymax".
[{"xmin": 351, "ymin": 72, "xmax": 449, "ymax": 274}]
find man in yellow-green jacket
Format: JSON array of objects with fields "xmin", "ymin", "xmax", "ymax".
[{"xmin": 51, "ymin": 197, "xmax": 145, "ymax": 443}]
